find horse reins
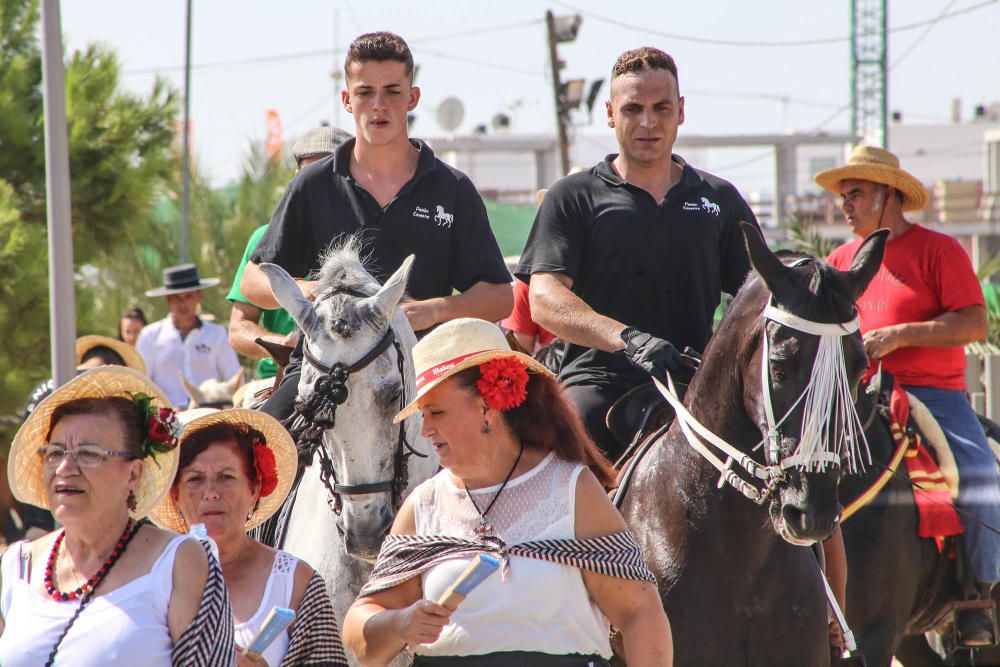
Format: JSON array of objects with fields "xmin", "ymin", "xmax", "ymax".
[{"xmin": 286, "ymin": 325, "xmax": 427, "ymax": 516}]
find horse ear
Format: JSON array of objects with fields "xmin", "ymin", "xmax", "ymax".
[
  {"xmin": 741, "ymin": 222, "xmax": 794, "ymax": 298},
  {"xmin": 178, "ymin": 372, "xmax": 205, "ymax": 407},
  {"xmin": 842, "ymin": 228, "xmax": 888, "ymax": 299},
  {"xmin": 371, "ymin": 255, "xmax": 414, "ymax": 319},
  {"xmin": 259, "ymin": 263, "xmax": 321, "ymax": 339}
]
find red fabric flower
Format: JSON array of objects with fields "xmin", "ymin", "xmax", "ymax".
[
  {"xmin": 253, "ymin": 442, "xmax": 279, "ymax": 498},
  {"xmin": 476, "ymin": 358, "xmax": 529, "ymax": 411}
]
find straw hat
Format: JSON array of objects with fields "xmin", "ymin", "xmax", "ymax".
[
  {"xmin": 76, "ymin": 335, "xmax": 146, "ymax": 374},
  {"xmin": 815, "ymin": 144, "xmax": 929, "ymax": 212},
  {"xmin": 150, "ymin": 408, "xmax": 297, "ymax": 533},
  {"xmin": 8, "ymin": 366, "xmax": 178, "ymax": 520},
  {"xmin": 394, "ymin": 317, "xmax": 555, "ymax": 423}
]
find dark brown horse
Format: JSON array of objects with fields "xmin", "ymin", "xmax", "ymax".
[
  {"xmin": 616, "ymin": 225, "xmax": 886, "ymax": 666},
  {"xmin": 842, "ymin": 389, "xmax": 993, "ymax": 666}
]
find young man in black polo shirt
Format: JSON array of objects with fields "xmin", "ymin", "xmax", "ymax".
[
  {"xmin": 241, "ymin": 31, "xmax": 512, "ymax": 419},
  {"xmin": 516, "ymin": 47, "xmax": 758, "ymax": 460}
]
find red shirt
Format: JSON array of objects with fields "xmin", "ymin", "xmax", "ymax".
[
  {"xmin": 826, "ymin": 224, "xmax": 983, "ymax": 390},
  {"xmin": 502, "ymin": 280, "xmax": 556, "ymax": 348}
]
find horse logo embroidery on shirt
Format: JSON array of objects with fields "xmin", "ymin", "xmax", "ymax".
[
  {"xmin": 700, "ymin": 197, "xmax": 721, "ymax": 216},
  {"xmin": 194, "ymin": 343, "xmax": 211, "ymax": 353},
  {"xmin": 434, "ymin": 205, "xmax": 454, "ymax": 227}
]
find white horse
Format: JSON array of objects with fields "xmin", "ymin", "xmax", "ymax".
[
  {"xmin": 260, "ymin": 244, "xmax": 438, "ymax": 662},
  {"xmin": 434, "ymin": 205, "xmax": 454, "ymax": 227}
]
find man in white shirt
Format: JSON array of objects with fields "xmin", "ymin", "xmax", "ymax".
[{"xmin": 137, "ymin": 264, "xmax": 242, "ymax": 407}]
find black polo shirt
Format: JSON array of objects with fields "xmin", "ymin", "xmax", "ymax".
[
  {"xmin": 252, "ymin": 138, "xmax": 511, "ymax": 300},
  {"xmin": 515, "ymin": 154, "xmax": 758, "ymax": 387}
]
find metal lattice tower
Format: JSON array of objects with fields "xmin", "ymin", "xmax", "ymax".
[{"xmin": 851, "ymin": 0, "xmax": 888, "ymax": 147}]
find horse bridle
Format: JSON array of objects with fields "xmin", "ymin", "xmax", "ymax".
[
  {"xmin": 286, "ymin": 325, "xmax": 427, "ymax": 516},
  {"xmin": 651, "ymin": 265, "xmax": 864, "ymax": 505}
]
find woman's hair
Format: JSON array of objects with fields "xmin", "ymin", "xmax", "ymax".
[
  {"xmin": 46, "ymin": 397, "xmax": 145, "ymax": 457},
  {"xmin": 80, "ymin": 345, "xmax": 126, "ymax": 366},
  {"xmin": 118, "ymin": 307, "xmax": 148, "ymax": 341},
  {"xmin": 175, "ymin": 422, "xmax": 265, "ymax": 493},
  {"xmin": 453, "ymin": 365, "xmax": 616, "ymax": 487}
]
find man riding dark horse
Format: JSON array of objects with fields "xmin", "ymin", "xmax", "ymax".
[{"xmin": 822, "ymin": 145, "xmax": 1000, "ymax": 646}]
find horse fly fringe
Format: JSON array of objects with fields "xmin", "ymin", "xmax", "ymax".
[{"xmin": 793, "ymin": 334, "xmax": 871, "ymax": 474}]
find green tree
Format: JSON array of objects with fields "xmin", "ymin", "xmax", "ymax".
[{"xmin": 0, "ymin": 0, "xmax": 179, "ymax": 444}]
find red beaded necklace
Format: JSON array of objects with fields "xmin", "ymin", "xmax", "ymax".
[{"xmin": 44, "ymin": 519, "xmax": 134, "ymax": 602}]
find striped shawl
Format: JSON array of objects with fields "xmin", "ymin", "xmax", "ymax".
[
  {"xmin": 360, "ymin": 531, "xmax": 654, "ymax": 597},
  {"xmin": 172, "ymin": 539, "xmax": 237, "ymax": 667},
  {"xmin": 281, "ymin": 573, "xmax": 349, "ymax": 666}
]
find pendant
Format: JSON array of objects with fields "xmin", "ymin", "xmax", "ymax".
[{"xmin": 475, "ymin": 518, "xmax": 494, "ymax": 538}]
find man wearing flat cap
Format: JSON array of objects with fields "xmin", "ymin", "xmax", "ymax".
[
  {"xmin": 227, "ymin": 126, "xmax": 351, "ymax": 381},
  {"xmin": 137, "ymin": 263, "xmax": 241, "ymax": 408},
  {"xmin": 822, "ymin": 145, "xmax": 1000, "ymax": 645}
]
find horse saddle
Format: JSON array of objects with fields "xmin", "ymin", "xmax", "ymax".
[
  {"xmin": 606, "ymin": 382, "xmax": 675, "ymax": 456},
  {"xmin": 233, "ymin": 338, "xmax": 297, "ymax": 409}
]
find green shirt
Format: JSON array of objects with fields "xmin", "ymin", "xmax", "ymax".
[{"xmin": 228, "ymin": 225, "xmax": 297, "ymax": 379}]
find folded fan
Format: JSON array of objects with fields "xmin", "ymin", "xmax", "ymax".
[{"xmin": 436, "ymin": 554, "xmax": 500, "ymax": 610}]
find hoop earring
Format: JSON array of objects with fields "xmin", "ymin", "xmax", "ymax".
[
  {"xmin": 126, "ymin": 490, "xmax": 137, "ymax": 512},
  {"xmin": 481, "ymin": 420, "xmax": 491, "ymax": 435}
]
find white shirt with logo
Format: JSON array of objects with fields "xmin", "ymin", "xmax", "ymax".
[{"xmin": 136, "ymin": 317, "xmax": 241, "ymax": 407}]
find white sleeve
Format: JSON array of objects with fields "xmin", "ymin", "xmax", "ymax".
[
  {"xmin": 216, "ymin": 329, "xmax": 242, "ymax": 379},
  {"xmin": 135, "ymin": 329, "xmax": 155, "ymax": 376}
]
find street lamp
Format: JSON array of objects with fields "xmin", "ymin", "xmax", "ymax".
[{"xmin": 545, "ymin": 10, "xmax": 582, "ymax": 176}]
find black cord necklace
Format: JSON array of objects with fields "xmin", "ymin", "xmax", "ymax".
[
  {"xmin": 44, "ymin": 518, "xmax": 147, "ymax": 667},
  {"xmin": 465, "ymin": 443, "xmax": 525, "ymax": 539}
]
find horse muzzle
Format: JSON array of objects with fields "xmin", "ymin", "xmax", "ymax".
[{"xmin": 337, "ymin": 501, "xmax": 395, "ymax": 563}]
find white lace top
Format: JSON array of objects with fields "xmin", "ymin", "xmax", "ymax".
[
  {"xmin": 412, "ymin": 451, "xmax": 612, "ymax": 658},
  {"xmin": 233, "ymin": 550, "xmax": 297, "ymax": 667}
]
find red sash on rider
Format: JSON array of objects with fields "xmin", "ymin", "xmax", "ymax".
[{"xmin": 890, "ymin": 386, "xmax": 964, "ymax": 539}]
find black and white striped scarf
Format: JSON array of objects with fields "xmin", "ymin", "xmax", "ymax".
[{"xmin": 360, "ymin": 531, "xmax": 654, "ymax": 597}]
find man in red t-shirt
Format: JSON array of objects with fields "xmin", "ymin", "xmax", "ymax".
[
  {"xmin": 820, "ymin": 145, "xmax": 999, "ymax": 645},
  {"xmin": 503, "ymin": 279, "xmax": 556, "ymax": 353}
]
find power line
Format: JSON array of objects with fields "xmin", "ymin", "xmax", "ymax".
[
  {"xmin": 549, "ymin": 0, "xmax": 999, "ymax": 48},
  {"xmin": 122, "ymin": 19, "xmax": 545, "ymax": 76},
  {"xmin": 890, "ymin": 0, "xmax": 960, "ymax": 70}
]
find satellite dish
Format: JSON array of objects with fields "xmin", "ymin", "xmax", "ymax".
[{"xmin": 436, "ymin": 97, "xmax": 465, "ymax": 132}]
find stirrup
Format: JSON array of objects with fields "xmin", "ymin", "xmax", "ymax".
[{"xmin": 953, "ymin": 599, "xmax": 998, "ymax": 648}]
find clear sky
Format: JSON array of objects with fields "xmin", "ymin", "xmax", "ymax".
[{"xmin": 60, "ymin": 0, "xmax": 1000, "ymax": 191}]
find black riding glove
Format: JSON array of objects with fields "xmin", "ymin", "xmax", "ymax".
[{"xmin": 621, "ymin": 329, "xmax": 683, "ymax": 382}]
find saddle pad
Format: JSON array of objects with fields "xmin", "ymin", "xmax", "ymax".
[
  {"xmin": 906, "ymin": 392, "xmax": 960, "ymax": 499},
  {"xmin": 892, "ymin": 387, "xmax": 963, "ymax": 539}
]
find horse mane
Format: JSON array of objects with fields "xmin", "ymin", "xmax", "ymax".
[
  {"xmin": 312, "ymin": 238, "xmax": 390, "ymax": 334},
  {"xmin": 314, "ymin": 238, "xmax": 380, "ymax": 298}
]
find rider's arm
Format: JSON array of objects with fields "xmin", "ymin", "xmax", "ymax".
[
  {"xmin": 528, "ymin": 272, "xmax": 627, "ymax": 352},
  {"xmin": 240, "ymin": 262, "xmax": 317, "ymax": 310},
  {"xmin": 864, "ymin": 305, "xmax": 986, "ymax": 359},
  {"xmin": 228, "ymin": 302, "xmax": 296, "ymax": 360},
  {"xmin": 400, "ymin": 281, "xmax": 513, "ymax": 333}
]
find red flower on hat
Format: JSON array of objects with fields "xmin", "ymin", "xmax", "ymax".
[
  {"xmin": 131, "ymin": 393, "xmax": 180, "ymax": 458},
  {"xmin": 253, "ymin": 441, "xmax": 279, "ymax": 498},
  {"xmin": 476, "ymin": 358, "xmax": 529, "ymax": 412}
]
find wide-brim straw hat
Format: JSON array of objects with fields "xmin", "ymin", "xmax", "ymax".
[
  {"xmin": 8, "ymin": 366, "xmax": 178, "ymax": 520},
  {"xmin": 394, "ymin": 317, "xmax": 555, "ymax": 423},
  {"xmin": 150, "ymin": 408, "xmax": 297, "ymax": 533},
  {"xmin": 815, "ymin": 144, "xmax": 929, "ymax": 212},
  {"xmin": 76, "ymin": 335, "xmax": 146, "ymax": 374}
]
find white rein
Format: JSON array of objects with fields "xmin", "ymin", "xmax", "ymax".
[{"xmin": 653, "ymin": 300, "xmax": 869, "ymax": 505}]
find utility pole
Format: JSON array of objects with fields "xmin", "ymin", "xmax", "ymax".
[
  {"xmin": 850, "ymin": 0, "xmax": 888, "ymax": 147},
  {"xmin": 545, "ymin": 10, "xmax": 570, "ymax": 177},
  {"xmin": 332, "ymin": 5, "xmax": 342, "ymax": 129},
  {"xmin": 40, "ymin": 0, "xmax": 77, "ymax": 388},
  {"xmin": 180, "ymin": 0, "xmax": 193, "ymax": 263}
]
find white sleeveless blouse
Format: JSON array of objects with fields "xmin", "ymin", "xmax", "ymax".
[
  {"xmin": 0, "ymin": 534, "xmax": 189, "ymax": 666},
  {"xmin": 233, "ymin": 550, "xmax": 297, "ymax": 667},
  {"xmin": 412, "ymin": 451, "xmax": 612, "ymax": 659}
]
